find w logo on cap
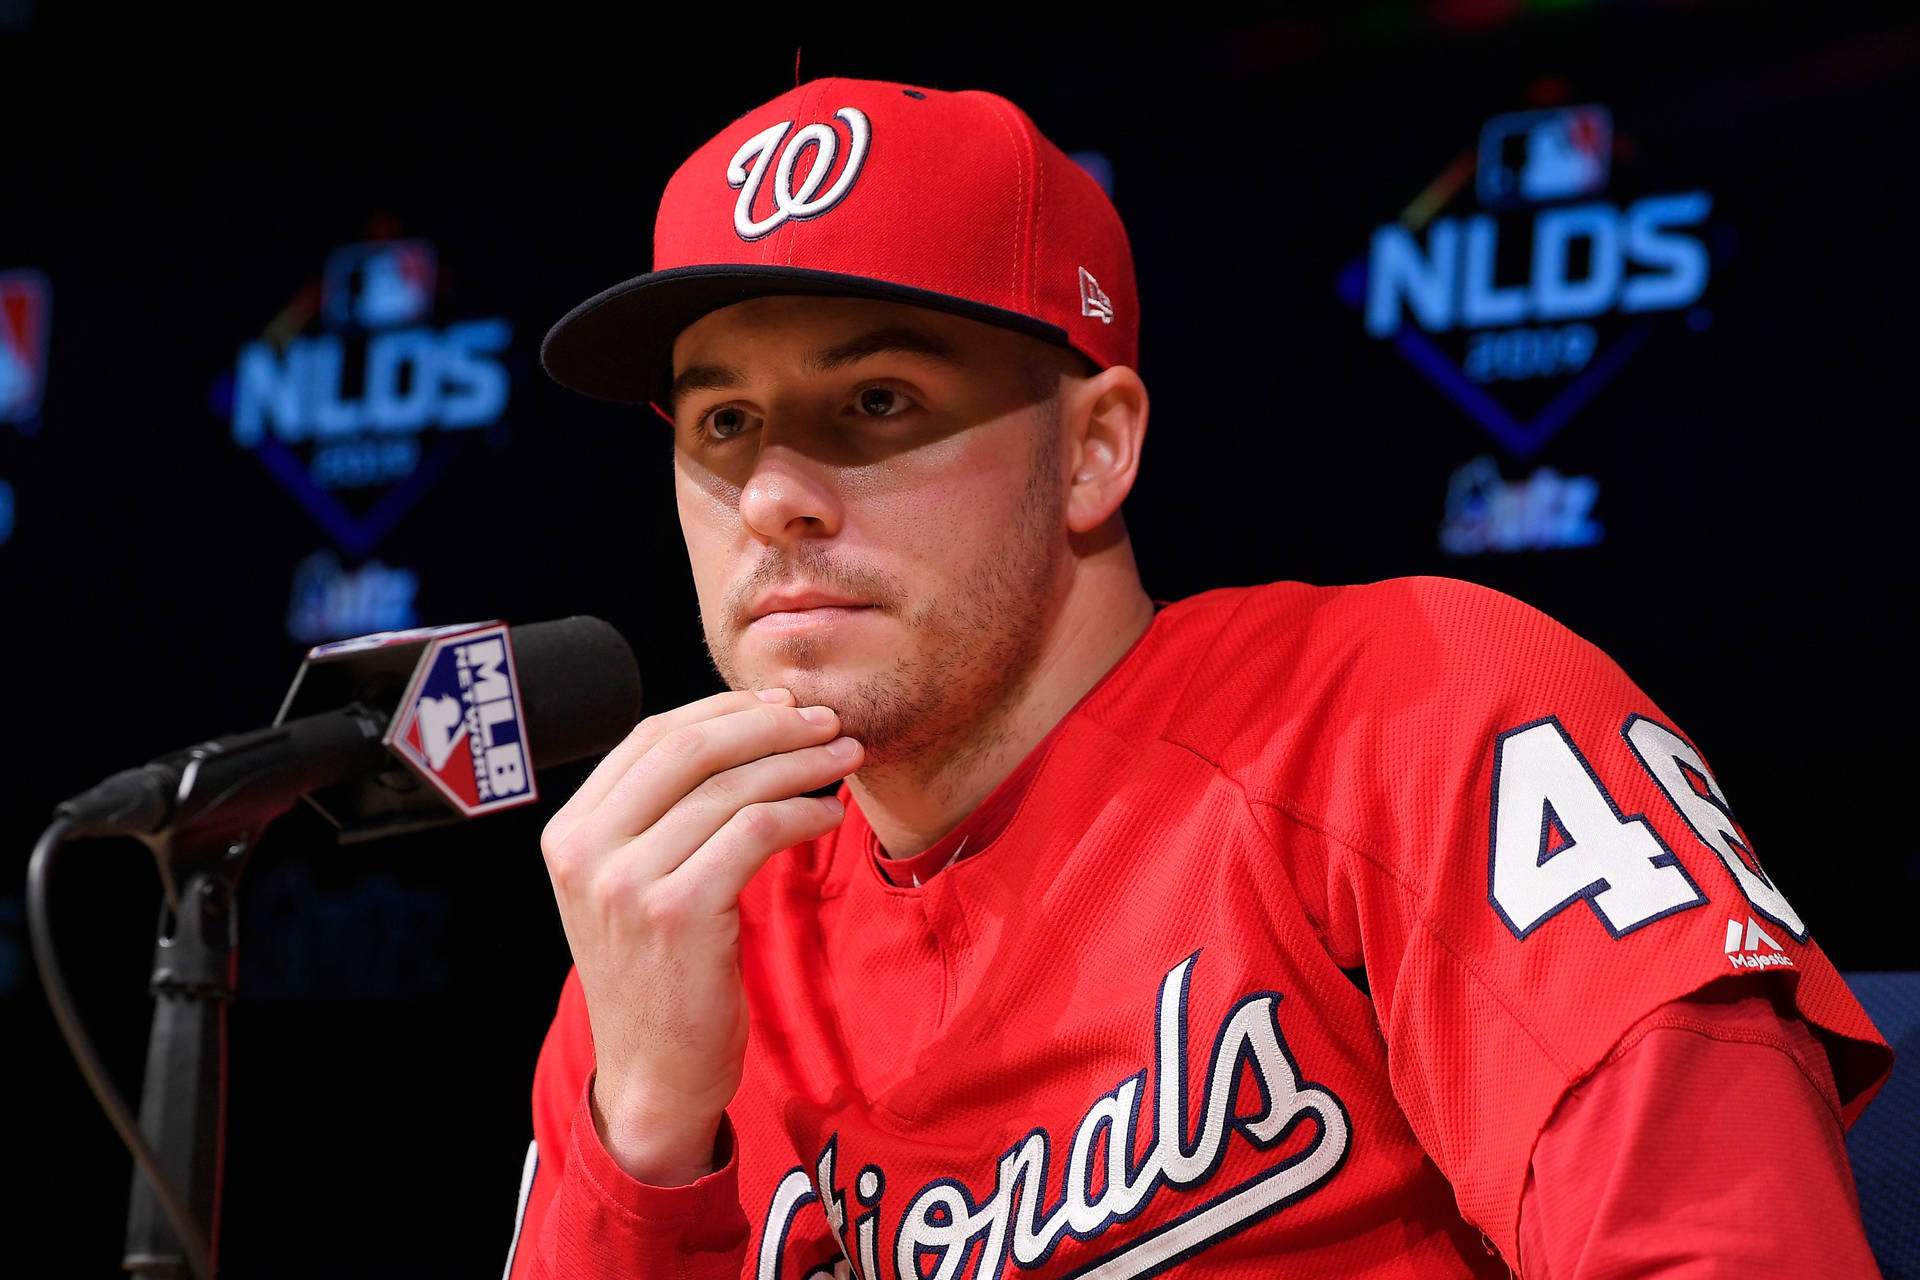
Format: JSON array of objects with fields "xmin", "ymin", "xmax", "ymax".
[{"xmin": 727, "ymin": 107, "xmax": 871, "ymax": 241}]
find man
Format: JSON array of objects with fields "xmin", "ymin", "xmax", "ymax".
[{"xmin": 510, "ymin": 79, "xmax": 1891, "ymax": 1278}]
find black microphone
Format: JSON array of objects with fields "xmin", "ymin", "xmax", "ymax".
[
  {"xmin": 32, "ymin": 616, "xmax": 640, "ymax": 1280},
  {"xmin": 56, "ymin": 616, "xmax": 642, "ymax": 849}
]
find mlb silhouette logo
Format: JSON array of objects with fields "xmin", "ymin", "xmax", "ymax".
[
  {"xmin": 386, "ymin": 622, "xmax": 536, "ymax": 816},
  {"xmin": 321, "ymin": 239, "xmax": 437, "ymax": 330},
  {"xmin": 0, "ymin": 269, "xmax": 52, "ymax": 425},
  {"xmin": 1476, "ymin": 106, "xmax": 1613, "ymax": 208}
]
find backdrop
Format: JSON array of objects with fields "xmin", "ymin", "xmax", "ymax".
[{"xmin": 4, "ymin": 5, "xmax": 1914, "ymax": 1275}]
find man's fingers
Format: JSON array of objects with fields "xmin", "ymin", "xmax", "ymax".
[
  {"xmin": 547, "ymin": 687, "xmax": 793, "ymax": 847},
  {"xmin": 558, "ymin": 701, "xmax": 842, "ymax": 859},
  {"xmin": 634, "ymin": 736, "xmax": 864, "ymax": 880},
  {"xmin": 675, "ymin": 794, "xmax": 849, "ymax": 906}
]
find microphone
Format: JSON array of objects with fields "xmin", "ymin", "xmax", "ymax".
[
  {"xmin": 56, "ymin": 616, "xmax": 642, "ymax": 850},
  {"xmin": 32, "ymin": 616, "xmax": 640, "ymax": 1280}
]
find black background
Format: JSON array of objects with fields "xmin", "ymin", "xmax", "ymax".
[{"xmin": 3, "ymin": 4, "xmax": 1914, "ymax": 1275}]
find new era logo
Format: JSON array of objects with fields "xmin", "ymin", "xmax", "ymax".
[
  {"xmin": 1079, "ymin": 267, "xmax": 1114, "ymax": 325},
  {"xmin": 1725, "ymin": 916, "xmax": 1794, "ymax": 970}
]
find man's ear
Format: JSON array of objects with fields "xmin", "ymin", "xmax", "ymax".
[{"xmin": 1063, "ymin": 365, "xmax": 1149, "ymax": 534}]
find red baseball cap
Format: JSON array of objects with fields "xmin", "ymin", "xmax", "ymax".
[{"xmin": 541, "ymin": 77, "xmax": 1138, "ymax": 406}]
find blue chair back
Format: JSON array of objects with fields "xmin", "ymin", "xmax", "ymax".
[{"xmin": 1847, "ymin": 972, "xmax": 1920, "ymax": 1280}]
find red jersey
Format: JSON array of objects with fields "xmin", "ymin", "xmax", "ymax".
[{"xmin": 509, "ymin": 578, "xmax": 1891, "ymax": 1278}]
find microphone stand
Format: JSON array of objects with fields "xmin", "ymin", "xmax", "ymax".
[
  {"xmin": 123, "ymin": 831, "xmax": 252, "ymax": 1278},
  {"xmin": 36, "ymin": 707, "xmax": 393, "ymax": 1278},
  {"xmin": 111, "ymin": 711, "xmax": 391, "ymax": 1276}
]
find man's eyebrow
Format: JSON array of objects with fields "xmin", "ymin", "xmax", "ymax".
[
  {"xmin": 808, "ymin": 325, "xmax": 962, "ymax": 373},
  {"xmin": 666, "ymin": 363, "xmax": 742, "ymax": 413},
  {"xmin": 667, "ymin": 326, "xmax": 960, "ymax": 412}
]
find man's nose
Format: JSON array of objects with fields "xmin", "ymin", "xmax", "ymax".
[{"xmin": 737, "ymin": 441, "xmax": 844, "ymax": 542}]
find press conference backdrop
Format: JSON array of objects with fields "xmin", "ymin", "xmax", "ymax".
[{"xmin": 4, "ymin": 6, "xmax": 1914, "ymax": 1275}]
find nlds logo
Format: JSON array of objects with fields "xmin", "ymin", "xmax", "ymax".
[
  {"xmin": 1338, "ymin": 103, "xmax": 1716, "ymax": 459},
  {"xmin": 387, "ymin": 623, "xmax": 536, "ymax": 816},
  {"xmin": 221, "ymin": 237, "xmax": 513, "ymax": 555}
]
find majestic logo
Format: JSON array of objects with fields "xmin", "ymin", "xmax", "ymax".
[
  {"xmin": 729, "ymin": 108, "xmax": 872, "ymax": 241},
  {"xmin": 386, "ymin": 623, "xmax": 536, "ymax": 816},
  {"xmin": 0, "ymin": 268, "xmax": 51, "ymax": 428},
  {"xmin": 1725, "ymin": 916, "xmax": 1793, "ymax": 971},
  {"xmin": 757, "ymin": 954, "xmax": 1351, "ymax": 1280},
  {"xmin": 220, "ymin": 236, "xmax": 513, "ymax": 556},
  {"xmin": 1338, "ymin": 103, "xmax": 1716, "ymax": 458}
]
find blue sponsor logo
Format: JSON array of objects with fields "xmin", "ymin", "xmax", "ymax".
[
  {"xmin": 239, "ymin": 861, "xmax": 450, "ymax": 1003},
  {"xmin": 1440, "ymin": 455, "xmax": 1603, "ymax": 555},
  {"xmin": 1338, "ymin": 104, "xmax": 1717, "ymax": 458},
  {"xmin": 218, "ymin": 237, "xmax": 511, "ymax": 555},
  {"xmin": 286, "ymin": 549, "xmax": 421, "ymax": 644}
]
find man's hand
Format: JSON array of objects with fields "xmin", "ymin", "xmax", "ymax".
[{"xmin": 540, "ymin": 688, "xmax": 862, "ymax": 1186}]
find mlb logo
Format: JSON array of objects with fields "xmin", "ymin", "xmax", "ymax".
[
  {"xmin": 322, "ymin": 239, "xmax": 437, "ymax": 330},
  {"xmin": 0, "ymin": 269, "xmax": 52, "ymax": 425},
  {"xmin": 387, "ymin": 623, "xmax": 537, "ymax": 816},
  {"xmin": 1477, "ymin": 106, "xmax": 1613, "ymax": 208}
]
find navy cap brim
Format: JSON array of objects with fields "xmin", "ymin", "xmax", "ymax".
[{"xmin": 540, "ymin": 264, "xmax": 1074, "ymax": 407}]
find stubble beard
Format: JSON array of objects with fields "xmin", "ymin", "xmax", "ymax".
[{"xmin": 705, "ymin": 424, "xmax": 1064, "ymax": 792}]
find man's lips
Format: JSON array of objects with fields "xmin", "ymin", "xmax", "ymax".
[{"xmin": 747, "ymin": 590, "xmax": 879, "ymax": 626}]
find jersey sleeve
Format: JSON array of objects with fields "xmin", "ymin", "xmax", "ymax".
[
  {"xmin": 1519, "ymin": 986, "xmax": 1882, "ymax": 1278},
  {"xmin": 1231, "ymin": 577, "xmax": 1892, "ymax": 1269},
  {"xmin": 506, "ymin": 967, "xmax": 753, "ymax": 1280}
]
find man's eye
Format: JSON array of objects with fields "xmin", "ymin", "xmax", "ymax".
[
  {"xmin": 855, "ymin": 387, "xmax": 911, "ymax": 418},
  {"xmin": 702, "ymin": 406, "xmax": 762, "ymax": 440}
]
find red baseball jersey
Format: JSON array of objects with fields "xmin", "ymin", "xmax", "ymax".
[{"xmin": 509, "ymin": 578, "xmax": 1891, "ymax": 1278}]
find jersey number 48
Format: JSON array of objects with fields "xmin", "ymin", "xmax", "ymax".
[{"xmin": 1487, "ymin": 715, "xmax": 1805, "ymax": 943}]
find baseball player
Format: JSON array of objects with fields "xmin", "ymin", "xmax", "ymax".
[{"xmin": 509, "ymin": 79, "xmax": 1892, "ymax": 1278}]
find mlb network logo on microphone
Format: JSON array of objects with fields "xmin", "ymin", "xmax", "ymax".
[
  {"xmin": 1337, "ymin": 103, "xmax": 1717, "ymax": 462},
  {"xmin": 386, "ymin": 623, "xmax": 536, "ymax": 816},
  {"xmin": 219, "ymin": 236, "xmax": 513, "ymax": 557}
]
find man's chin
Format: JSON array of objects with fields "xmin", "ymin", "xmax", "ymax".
[
  {"xmin": 733, "ymin": 622, "xmax": 888, "ymax": 679},
  {"xmin": 747, "ymin": 662, "xmax": 876, "ymax": 703},
  {"xmin": 725, "ymin": 644, "xmax": 878, "ymax": 698}
]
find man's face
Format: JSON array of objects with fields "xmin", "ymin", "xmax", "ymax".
[{"xmin": 669, "ymin": 295, "xmax": 1075, "ymax": 767}]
